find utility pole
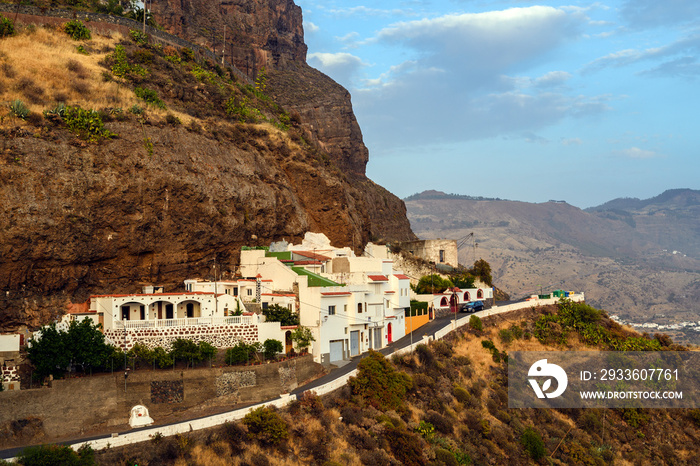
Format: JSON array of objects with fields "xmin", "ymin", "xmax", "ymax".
[
  {"xmin": 222, "ymin": 24, "xmax": 226, "ymax": 65},
  {"xmin": 142, "ymin": 0, "xmax": 147, "ymax": 34}
]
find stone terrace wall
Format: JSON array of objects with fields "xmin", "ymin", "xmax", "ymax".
[
  {"xmin": 0, "ymin": 4, "xmax": 251, "ymax": 82},
  {"xmin": 0, "ymin": 355, "xmax": 322, "ymax": 448},
  {"xmin": 104, "ymin": 323, "xmax": 259, "ymax": 351}
]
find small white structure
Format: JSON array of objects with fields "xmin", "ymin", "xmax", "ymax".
[{"xmin": 129, "ymin": 405, "xmax": 154, "ymax": 428}]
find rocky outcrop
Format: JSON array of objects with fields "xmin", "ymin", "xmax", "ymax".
[
  {"xmin": 0, "ymin": 121, "xmax": 373, "ymax": 330},
  {"xmin": 150, "ymin": 0, "xmax": 415, "ymax": 234}
]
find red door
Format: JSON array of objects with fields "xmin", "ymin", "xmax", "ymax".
[{"xmin": 387, "ymin": 323, "xmax": 392, "ymax": 343}]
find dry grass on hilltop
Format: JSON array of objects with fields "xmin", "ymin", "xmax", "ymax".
[{"xmin": 0, "ymin": 26, "xmax": 142, "ymax": 121}]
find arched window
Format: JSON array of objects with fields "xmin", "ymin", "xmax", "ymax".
[
  {"xmin": 477, "ymin": 289, "xmax": 484, "ymax": 299},
  {"xmin": 440, "ymin": 297, "xmax": 448, "ymax": 307},
  {"xmin": 463, "ymin": 291, "xmax": 470, "ymax": 301}
]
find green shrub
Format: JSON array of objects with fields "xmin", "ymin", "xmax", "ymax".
[
  {"xmin": 129, "ymin": 104, "xmax": 144, "ymax": 115},
  {"xmin": 109, "ymin": 45, "xmax": 147, "ymax": 78},
  {"xmin": 469, "ymin": 315, "xmax": 483, "ymax": 331},
  {"xmin": 498, "ymin": 328, "xmax": 513, "ymax": 344},
  {"xmin": 170, "ymin": 338, "xmax": 201, "ymax": 366},
  {"xmin": 63, "ymin": 106, "xmax": 115, "ymax": 141},
  {"xmin": 520, "ymin": 427, "xmax": 546, "ymax": 460},
  {"xmin": 165, "ymin": 114, "xmax": 181, "ymax": 125},
  {"xmin": 153, "ymin": 347, "xmax": 174, "ymax": 368},
  {"xmin": 262, "ymin": 304, "xmax": 299, "ymax": 326},
  {"xmin": 435, "ymin": 448, "xmax": 459, "ymax": 466},
  {"xmin": 242, "ymin": 406, "xmax": 288, "ymax": 446},
  {"xmin": 134, "ymin": 87, "xmax": 165, "ymax": 109},
  {"xmin": 64, "ymin": 20, "xmax": 91, "ymax": 41},
  {"xmin": 198, "ymin": 341, "xmax": 217, "ymax": 362},
  {"xmin": 510, "ymin": 324, "xmax": 523, "ymax": 339},
  {"xmin": 0, "ymin": 15, "xmax": 15, "ymax": 37},
  {"xmin": 9, "ymin": 99, "xmax": 29, "ymax": 119},
  {"xmin": 17, "ymin": 443, "xmax": 95, "ymax": 465},
  {"xmin": 348, "ymin": 350, "xmax": 412, "ymax": 411},
  {"xmin": 225, "ymin": 341, "xmax": 259, "ymax": 365},
  {"xmin": 180, "ymin": 47, "xmax": 195, "ymax": 62},
  {"xmin": 129, "ymin": 29, "xmax": 148, "ymax": 46},
  {"xmin": 263, "ymin": 339, "xmax": 283, "ymax": 359}
]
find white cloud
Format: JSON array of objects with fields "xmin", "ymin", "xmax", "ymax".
[
  {"xmin": 346, "ymin": 7, "xmax": 606, "ymax": 152},
  {"xmin": 617, "ymin": 147, "xmax": 660, "ymax": 159},
  {"xmin": 327, "ymin": 6, "xmax": 416, "ymax": 18},
  {"xmin": 620, "ymin": 0, "xmax": 700, "ymax": 28},
  {"xmin": 304, "ymin": 21, "xmax": 319, "ymax": 34},
  {"xmin": 374, "ymin": 6, "xmax": 585, "ymax": 75},
  {"xmin": 583, "ymin": 33, "xmax": 700, "ymax": 75},
  {"xmin": 561, "ymin": 138, "xmax": 583, "ymax": 145},
  {"xmin": 307, "ymin": 52, "xmax": 368, "ymax": 88},
  {"xmin": 533, "ymin": 71, "xmax": 572, "ymax": 88}
]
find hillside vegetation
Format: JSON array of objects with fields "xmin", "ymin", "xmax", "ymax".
[{"xmin": 84, "ymin": 301, "xmax": 700, "ymax": 465}]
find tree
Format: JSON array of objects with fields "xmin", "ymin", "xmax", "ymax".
[
  {"xmin": 290, "ymin": 326, "xmax": 314, "ymax": 353},
  {"xmin": 263, "ymin": 339, "xmax": 283, "ymax": 360},
  {"xmin": 27, "ymin": 324, "xmax": 72, "ymax": 379},
  {"xmin": 451, "ymin": 273, "xmax": 475, "ymax": 289},
  {"xmin": 65, "ymin": 319, "xmax": 112, "ymax": 373},
  {"xmin": 348, "ymin": 350, "xmax": 412, "ymax": 411},
  {"xmin": 243, "ymin": 406, "xmax": 288, "ymax": 446},
  {"xmin": 170, "ymin": 338, "xmax": 201, "ymax": 368},
  {"xmin": 470, "ymin": 259, "xmax": 493, "ymax": 286},
  {"xmin": 262, "ymin": 304, "xmax": 299, "ymax": 326},
  {"xmin": 414, "ymin": 274, "xmax": 453, "ymax": 294}
]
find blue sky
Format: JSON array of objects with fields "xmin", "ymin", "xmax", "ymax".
[{"xmin": 294, "ymin": 0, "xmax": 700, "ymax": 208}]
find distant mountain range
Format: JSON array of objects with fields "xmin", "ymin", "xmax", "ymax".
[{"xmin": 404, "ymin": 189, "xmax": 700, "ymax": 343}]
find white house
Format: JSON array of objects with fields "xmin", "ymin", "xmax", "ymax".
[
  {"xmin": 239, "ymin": 234, "xmax": 410, "ymax": 365},
  {"xmin": 89, "ymin": 285, "xmax": 287, "ymax": 351}
]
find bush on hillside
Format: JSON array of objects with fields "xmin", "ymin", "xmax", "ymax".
[
  {"xmin": 520, "ymin": 427, "xmax": 546, "ymax": 460},
  {"xmin": 348, "ymin": 350, "xmax": 412, "ymax": 411},
  {"xmin": 0, "ymin": 15, "xmax": 14, "ymax": 37},
  {"xmin": 64, "ymin": 20, "xmax": 91, "ymax": 40},
  {"xmin": 243, "ymin": 407, "xmax": 288, "ymax": 446}
]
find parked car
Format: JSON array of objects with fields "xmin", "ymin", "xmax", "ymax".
[{"xmin": 460, "ymin": 301, "xmax": 484, "ymax": 313}]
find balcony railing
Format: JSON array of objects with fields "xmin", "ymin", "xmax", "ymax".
[{"xmin": 114, "ymin": 315, "xmax": 256, "ymax": 330}]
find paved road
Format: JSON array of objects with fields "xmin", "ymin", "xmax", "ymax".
[{"xmin": 0, "ymin": 310, "xmax": 478, "ymax": 460}]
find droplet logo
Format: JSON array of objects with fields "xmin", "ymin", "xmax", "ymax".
[{"xmin": 528, "ymin": 359, "xmax": 568, "ymax": 399}]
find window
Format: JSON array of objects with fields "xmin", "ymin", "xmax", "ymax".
[
  {"xmin": 464, "ymin": 291, "xmax": 470, "ymax": 301},
  {"xmin": 262, "ymin": 302, "xmax": 269, "ymax": 310},
  {"xmin": 477, "ymin": 289, "xmax": 484, "ymax": 299},
  {"xmin": 358, "ymin": 303, "xmax": 363, "ymax": 313},
  {"xmin": 439, "ymin": 249, "xmax": 445, "ymax": 263},
  {"xmin": 440, "ymin": 297, "xmax": 448, "ymax": 307},
  {"xmin": 344, "ymin": 304, "xmax": 348, "ymax": 313},
  {"xmin": 328, "ymin": 305, "xmax": 336, "ymax": 316},
  {"xmin": 247, "ymin": 289, "xmax": 252, "ymax": 296},
  {"xmin": 225, "ymin": 289, "xmax": 229, "ymax": 295}
]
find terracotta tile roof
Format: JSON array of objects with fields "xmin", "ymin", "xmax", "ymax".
[
  {"xmin": 294, "ymin": 260, "xmax": 322, "ymax": 265},
  {"xmin": 367, "ymin": 275, "xmax": 389, "ymax": 282},
  {"xmin": 90, "ymin": 291, "xmax": 215, "ymax": 298},
  {"xmin": 393, "ymin": 274, "xmax": 410, "ymax": 280},
  {"xmin": 384, "ymin": 291, "xmax": 396, "ymax": 294},
  {"xmin": 321, "ymin": 292, "xmax": 352, "ymax": 296}
]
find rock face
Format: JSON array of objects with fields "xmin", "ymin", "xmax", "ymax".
[{"xmin": 151, "ymin": 0, "xmax": 365, "ymax": 173}]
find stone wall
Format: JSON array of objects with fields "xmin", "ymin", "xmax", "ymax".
[
  {"xmin": 0, "ymin": 355, "xmax": 322, "ymax": 448},
  {"xmin": 104, "ymin": 323, "xmax": 259, "ymax": 351}
]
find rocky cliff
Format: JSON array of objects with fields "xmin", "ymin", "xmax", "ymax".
[
  {"xmin": 149, "ymin": 0, "xmax": 411, "ymax": 225},
  {"xmin": 0, "ymin": 3, "xmax": 415, "ymax": 331}
]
